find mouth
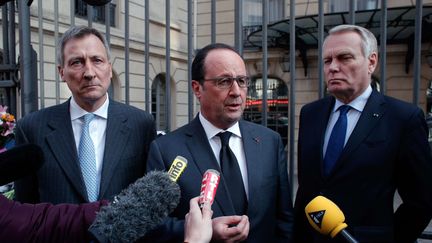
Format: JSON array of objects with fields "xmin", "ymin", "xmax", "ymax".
[
  {"xmin": 327, "ymin": 79, "xmax": 346, "ymax": 85},
  {"xmin": 82, "ymin": 84, "xmax": 100, "ymax": 89},
  {"xmin": 225, "ymin": 103, "xmax": 242, "ymax": 111}
]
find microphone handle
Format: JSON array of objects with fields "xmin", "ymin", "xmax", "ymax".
[{"xmin": 340, "ymin": 229, "xmax": 359, "ymax": 243}]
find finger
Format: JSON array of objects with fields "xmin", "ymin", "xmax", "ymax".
[
  {"xmin": 221, "ymin": 215, "xmax": 243, "ymax": 226},
  {"xmin": 226, "ymin": 216, "xmax": 249, "ymax": 242},
  {"xmin": 235, "ymin": 215, "xmax": 249, "ymax": 230},
  {"xmin": 189, "ymin": 196, "xmax": 200, "ymax": 210},
  {"xmin": 201, "ymin": 202, "xmax": 213, "ymax": 219}
]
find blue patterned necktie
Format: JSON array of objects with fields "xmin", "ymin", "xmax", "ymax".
[
  {"xmin": 217, "ymin": 131, "xmax": 247, "ymax": 215},
  {"xmin": 323, "ymin": 105, "xmax": 351, "ymax": 177},
  {"xmin": 79, "ymin": 113, "xmax": 98, "ymax": 202}
]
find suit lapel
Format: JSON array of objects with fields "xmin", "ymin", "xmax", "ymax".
[
  {"xmin": 45, "ymin": 101, "xmax": 88, "ymax": 200},
  {"xmin": 239, "ymin": 120, "xmax": 263, "ymax": 214},
  {"xmin": 185, "ymin": 117, "xmax": 236, "ymax": 216},
  {"xmin": 331, "ymin": 90, "xmax": 386, "ymax": 174},
  {"xmin": 99, "ymin": 100, "xmax": 131, "ymax": 198},
  {"xmin": 317, "ymin": 97, "xmax": 335, "ymax": 177}
]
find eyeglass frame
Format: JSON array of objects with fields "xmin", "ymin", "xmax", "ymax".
[{"xmin": 201, "ymin": 76, "xmax": 250, "ymax": 89}]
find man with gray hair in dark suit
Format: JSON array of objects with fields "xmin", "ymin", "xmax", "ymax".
[{"xmin": 14, "ymin": 25, "xmax": 156, "ymax": 204}]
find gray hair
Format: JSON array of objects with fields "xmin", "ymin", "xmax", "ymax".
[
  {"xmin": 327, "ymin": 24, "xmax": 378, "ymax": 58},
  {"xmin": 57, "ymin": 25, "xmax": 111, "ymax": 67}
]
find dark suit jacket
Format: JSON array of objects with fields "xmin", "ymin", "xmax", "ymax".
[
  {"xmin": 145, "ymin": 117, "xmax": 294, "ymax": 243},
  {"xmin": 0, "ymin": 194, "xmax": 108, "ymax": 242},
  {"xmin": 294, "ymin": 90, "xmax": 432, "ymax": 243},
  {"xmin": 14, "ymin": 99, "xmax": 156, "ymax": 204}
]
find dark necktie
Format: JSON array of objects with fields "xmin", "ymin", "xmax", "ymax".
[
  {"xmin": 217, "ymin": 131, "xmax": 247, "ymax": 215},
  {"xmin": 323, "ymin": 105, "xmax": 351, "ymax": 176}
]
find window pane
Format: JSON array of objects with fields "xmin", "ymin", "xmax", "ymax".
[
  {"xmin": 244, "ymin": 77, "xmax": 289, "ymax": 147},
  {"xmin": 75, "ymin": 0, "xmax": 116, "ymax": 27}
]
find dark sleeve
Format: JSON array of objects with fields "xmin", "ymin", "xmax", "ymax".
[
  {"xmin": 275, "ymin": 134, "xmax": 295, "ymax": 242},
  {"xmin": 394, "ymin": 109, "xmax": 432, "ymax": 242},
  {"xmin": 14, "ymin": 122, "xmax": 40, "ymax": 203},
  {"xmin": 0, "ymin": 194, "xmax": 108, "ymax": 242}
]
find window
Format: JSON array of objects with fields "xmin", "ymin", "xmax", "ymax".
[
  {"xmin": 75, "ymin": 0, "xmax": 116, "ymax": 27},
  {"xmin": 151, "ymin": 74, "xmax": 167, "ymax": 132},
  {"xmin": 242, "ymin": 0, "xmax": 284, "ymax": 48},
  {"xmin": 329, "ymin": 0, "xmax": 379, "ymax": 13},
  {"xmin": 243, "ymin": 0, "xmax": 284, "ymax": 26},
  {"xmin": 243, "ymin": 77, "xmax": 289, "ymax": 147}
]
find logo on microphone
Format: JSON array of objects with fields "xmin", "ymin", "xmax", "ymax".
[
  {"xmin": 308, "ymin": 210, "xmax": 325, "ymax": 228},
  {"xmin": 168, "ymin": 156, "xmax": 188, "ymax": 182}
]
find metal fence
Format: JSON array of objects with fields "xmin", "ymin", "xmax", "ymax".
[{"xmin": 0, "ymin": 0, "xmax": 431, "ymax": 238}]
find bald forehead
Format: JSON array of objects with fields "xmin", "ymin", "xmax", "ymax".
[
  {"xmin": 324, "ymin": 32, "xmax": 363, "ymax": 53},
  {"xmin": 204, "ymin": 49, "xmax": 245, "ymax": 74}
]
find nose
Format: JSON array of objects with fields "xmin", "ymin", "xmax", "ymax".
[
  {"xmin": 328, "ymin": 60, "xmax": 339, "ymax": 73},
  {"xmin": 228, "ymin": 79, "xmax": 242, "ymax": 96},
  {"xmin": 83, "ymin": 62, "xmax": 96, "ymax": 81}
]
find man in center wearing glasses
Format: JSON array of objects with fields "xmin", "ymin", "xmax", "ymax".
[{"xmin": 145, "ymin": 43, "xmax": 294, "ymax": 242}]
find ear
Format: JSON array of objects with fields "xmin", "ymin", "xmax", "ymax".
[
  {"xmin": 108, "ymin": 63, "xmax": 113, "ymax": 79},
  {"xmin": 191, "ymin": 80, "xmax": 202, "ymax": 100},
  {"xmin": 57, "ymin": 65, "xmax": 65, "ymax": 82},
  {"xmin": 368, "ymin": 52, "xmax": 378, "ymax": 74}
]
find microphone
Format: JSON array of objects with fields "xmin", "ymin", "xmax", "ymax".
[
  {"xmin": 167, "ymin": 155, "xmax": 188, "ymax": 182},
  {"xmin": 198, "ymin": 169, "xmax": 220, "ymax": 207},
  {"xmin": 305, "ymin": 196, "xmax": 359, "ymax": 243},
  {"xmin": 89, "ymin": 171, "xmax": 181, "ymax": 243},
  {"xmin": 0, "ymin": 144, "xmax": 44, "ymax": 185}
]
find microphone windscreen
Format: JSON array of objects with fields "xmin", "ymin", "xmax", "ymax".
[
  {"xmin": 0, "ymin": 144, "xmax": 44, "ymax": 185},
  {"xmin": 89, "ymin": 171, "xmax": 180, "ymax": 242},
  {"xmin": 305, "ymin": 196, "xmax": 348, "ymax": 238}
]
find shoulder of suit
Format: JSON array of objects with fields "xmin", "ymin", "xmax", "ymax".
[
  {"xmin": 19, "ymin": 102, "xmax": 67, "ymax": 123},
  {"xmin": 109, "ymin": 100, "xmax": 152, "ymax": 117},
  {"xmin": 153, "ymin": 122, "xmax": 193, "ymax": 143},
  {"xmin": 240, "ymin": 119, "xmax": 280, "ymax": 136},
  {"xmin": 381, "ymin": 95, "xmax": 421, "ymax": 116}
]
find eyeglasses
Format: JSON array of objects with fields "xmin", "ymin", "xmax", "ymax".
[{"xmin": 203, "ymin": 76, "xmax": 250, "ymax": 89}]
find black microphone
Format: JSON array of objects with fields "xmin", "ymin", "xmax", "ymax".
[
  {"xmin": 0, "ymin": 144, "xmax": 44, "ymax": 186},
  {"xmin": 89, "ymin": 171, "xmax": 181, "ymax": 243}
]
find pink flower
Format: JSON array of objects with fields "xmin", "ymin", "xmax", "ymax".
[
  {"xmin": 0, "ymin": 105, "xmax": 15, "ymax": 149},
  {"xmin": 0, "ymin": 105, "xmax": 8, "ymax": 114}
]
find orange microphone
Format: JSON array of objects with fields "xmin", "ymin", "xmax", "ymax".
[{"xmin": 305, "ymin": 196, "xmax": 359, "ymax": 243}]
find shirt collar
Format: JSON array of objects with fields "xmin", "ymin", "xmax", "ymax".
[
  {"xmin": 334, "ymin": 85, "xmax": 372, "ymax": 113},
  {"xmin": 70, "ymin": 94, "xmax": 109, "ymax": 121},
  {"xmin": 199, "ymin": 112, "xmax": 242, "ymax": 140}
]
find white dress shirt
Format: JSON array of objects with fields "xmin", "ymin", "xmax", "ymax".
[
  {"xmin": 323, "ymin": 85, "xmax": 372, "ymax": 158},
  {"xmin": 70, "ymin": 95, "xmax": 109, "ymax": 188},
  {"xmin": 199, "ymin": 113, "xmax": 249, "ymax": 198}
]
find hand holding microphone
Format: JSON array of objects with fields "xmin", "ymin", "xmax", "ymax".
[
  {"xmin": 184, "ymin": 196, "xmax": 213, "ymax": 243},
  {"xmin": 305, "ymin": 196, "xmax": 359, "ymax": 243},
  {"xmin": 198, "ymin": 169, "xmax": 249, "ymax": 242}
]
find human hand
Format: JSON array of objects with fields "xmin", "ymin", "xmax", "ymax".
[
  {"xmin": 184, "ymin": 197, "xmax": 213, "ymax": 243},
  {"xmin": 211, "ymin": 215, "xmax": 249, "ymax": 242}
]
